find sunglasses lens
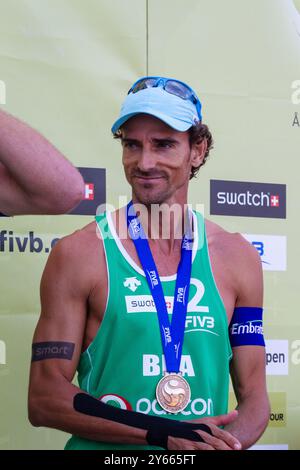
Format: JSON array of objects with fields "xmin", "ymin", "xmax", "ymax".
[
  {"xmin": 131, "ymin": 78, "xmax": 157, "ymax": 94},
  {"xmin": 164, "ymin": 81, "xmax": 191, "ymax": 100}
]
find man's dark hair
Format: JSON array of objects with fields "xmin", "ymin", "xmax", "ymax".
[
  {"xmin": 113, "ymin": 121, "xmax": 213, "ymax": 180},
  {"xmin": 188, "ymin": 122, "xmax": 213, "ymax": 179}
]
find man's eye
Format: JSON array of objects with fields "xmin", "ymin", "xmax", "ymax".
[
  {"xmin": 124, "ymin": 142, "xmax": 137, "ymax": 149},
  {"xmin": 157, "ymin": 141, "xmax": 173, "ymax": 149}
]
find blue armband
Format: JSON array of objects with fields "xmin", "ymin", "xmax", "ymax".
[{"xmin": 229, "ymin": 307, "xmax": 265, "ymax": 347}]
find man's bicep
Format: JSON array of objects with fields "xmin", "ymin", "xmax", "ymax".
[
  {"xmin": 235, "ymin": 236, "xmax": 263, "ymax": 307},
  {"xmin": 30, "ymin": 238, "xmax": 87, "ymax": 382},
  {"xmin": 229, "ymin": 237, "xmax": 267, "ymax": 399}
]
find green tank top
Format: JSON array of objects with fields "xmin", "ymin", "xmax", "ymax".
[{"xmin": 65, "ymin": 209, "xmax": 232, "ymax": 450}]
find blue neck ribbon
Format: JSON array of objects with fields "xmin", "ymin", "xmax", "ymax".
[{"xmin": 127, "ymin": 201, "xmax": 193, "ymax": 373}]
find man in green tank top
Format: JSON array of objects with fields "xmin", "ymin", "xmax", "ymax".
[{"xmin": 28, "ymin": 76, "xmax": 269, "ymax": 450}]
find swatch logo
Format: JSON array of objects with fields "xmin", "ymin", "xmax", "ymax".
[{"xmin": 210, "ymin": 180, "xmax": 286, "ymax": 219}]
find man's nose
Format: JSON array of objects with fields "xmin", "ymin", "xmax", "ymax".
[{"xmin": 137, "ymin": 148, "xmax": 156, "ymax": 172}]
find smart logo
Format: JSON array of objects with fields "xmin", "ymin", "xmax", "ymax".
[
  {"xmin": 242, "ymin": 234, "xmax": 287, "ymax": 271},
  {"xmin": 210, "ymin": 180, "xmax": 286, "ymax": 218}
]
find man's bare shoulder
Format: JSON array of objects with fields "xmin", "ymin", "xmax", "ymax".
[
  {"xmin": 46, "ymin": 220, "xmax": 104, "ymax": 276},
  {"xmin": 205, "ymin": 218, "xmax": 261, "ymax": 269},
  {"xmin": 55, "ymin": 221, "xmax": 100, "ymax": 250}
]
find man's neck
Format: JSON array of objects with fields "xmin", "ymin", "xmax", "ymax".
[{"xmin": 130, "ymin": 196, "xmax": 191, "ymax": 255}]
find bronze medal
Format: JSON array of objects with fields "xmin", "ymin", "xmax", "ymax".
[{"xmin": 156, "ymin": 373, "xmax": 191, "ymax": 414}]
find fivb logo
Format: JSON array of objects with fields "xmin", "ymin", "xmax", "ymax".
[
  {"xmin": 182, "ymin": 238, "xmax": 193, "ymax": 251},
  {"xmin": 129, "ymin": 218, "xmax": 141, "ymax": 237},
  {"xmin": 0, "ymin": 340, "xmax": 6, "ymax": 365},
  {"xmin": 162, "ymin": 327, "xmax": 172, "ymax": 345},
  {"xmin": 185, "ymin": 316, "xmax": 215, "ymax": 332},
  {"xmin": 147, "ymin": 270, "xmax": 158, "ymax": 288},
  {"xmin": 176, "ymin": 286, "xmax": 187, "ymax": 304},
  {"xmin": 143, "ymin": 354, "xmax": 195, "ymax": 377}
]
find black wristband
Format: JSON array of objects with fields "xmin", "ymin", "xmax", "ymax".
[{"xmin": 146, "ymin": 422, "xmax": 212, "ymax": 449}]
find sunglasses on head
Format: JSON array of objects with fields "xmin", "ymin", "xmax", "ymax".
[{"xmin": 128, "ymin": 76, "xmax": 202, "ymax": 121}]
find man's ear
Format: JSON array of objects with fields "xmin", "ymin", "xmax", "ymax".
[{"xmin": 191, "ymin": 138, "xmax": 207, "ymax": 169}]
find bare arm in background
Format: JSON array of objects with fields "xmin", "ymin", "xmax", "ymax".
[
  {"xmin": 0, "ymin": 108, "xmax": 84, "ymax": 215},
  {"xmin": 224, "ymin": 236, "xmax": 270, "ymax": 449}
]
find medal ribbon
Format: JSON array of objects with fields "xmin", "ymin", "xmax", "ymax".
[{"xmin": 127, "ymin": 201, "xmax": 193, "ymax": 373}]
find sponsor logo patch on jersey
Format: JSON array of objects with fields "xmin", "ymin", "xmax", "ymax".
[
  {"xmin": 135, "ymin": 396, "xmax": 214, "ymax": 416},
  {"xmin": 142, "ymin": 354, "xmax": 195, "ymax": 377},
  {"xmin": 99, "ymin": 394, "xmax": 132, "ymax": 410},
  {"xmin": 123, "ymin": 277, "xmax": 142, "ymax": 292},
  {"xmin": 125, "ymin": 296, "xmax": 217, "ymax": 335}
]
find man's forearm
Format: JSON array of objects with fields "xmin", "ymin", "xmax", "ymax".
[
  {"xmin": 224, "ymin": 394, "xmax": 270, "ymax": 449},
  {"xmin": 0, "ymin": 109, "xmax": 84, "ymax": 214},
  {"xmin": 29, "ymin": 379, "xmax": 149, "ymax": 446},
  {"xmin": 29, "ymin": 378, "xmax": 216, "ymax": 449}
]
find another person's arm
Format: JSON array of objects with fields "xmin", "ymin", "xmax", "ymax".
[
  {"xmin": 0, "ymin": 108, "xmax": 84, "ymax": 215},
  {"xmin": 224, "ymin": 236, "xmax": 270, "ymax": 449},
  {"xmin": 28, "ymin": 233, "xmax": 241, "ymax": 450}
]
